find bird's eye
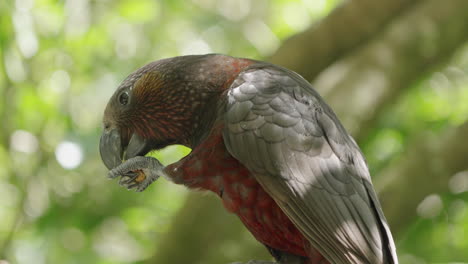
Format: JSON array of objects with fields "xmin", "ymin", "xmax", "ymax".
[{"xmin": 118, "ymin": 91, "xmax": 129, "ymax": 105}]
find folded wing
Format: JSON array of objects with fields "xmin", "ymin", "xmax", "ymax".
[{"xmin": 223, "ymin": 65, "xmax": 398, "ymax": 264}]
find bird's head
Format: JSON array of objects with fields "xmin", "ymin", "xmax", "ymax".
[{"xmin": 99, "ymin": 54, "xmax": 253, "ymax": 170}]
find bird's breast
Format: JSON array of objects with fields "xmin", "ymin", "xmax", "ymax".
[{"xmin": 165, "ymin": 128, "xmax": 312, "ymax": 258}]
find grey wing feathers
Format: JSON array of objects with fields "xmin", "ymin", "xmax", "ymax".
[{"xmin": 222, "ymin": 66, "xmax": 398, "ymax": 264}]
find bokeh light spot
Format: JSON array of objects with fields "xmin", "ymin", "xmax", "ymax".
[
  {"xmin": 92, "ymin": 218, "xmax": 144, "ymax": 262},
  {"xmin": 49, "ymin": 70, "xmax": 71, "ymax": 93},
  {"xmin": 10, "ymin": 130, "xmax": 39, "ymax": 154},
  {"xmin": 13, "ymin": 9, "xmax": 38, "ymax": 58},
  {"xmin": 417, "ymin": 194, "xmax": 443, "ymax": 219},
  {"xmin": 449, "ymin": 170, "xmax": 468, "ymax": 194},
  {"xmin": 217, "ymin": 0, "xmax": 251, "ymax": 21},
  {"xmin": 61, "ymin": 227, "xmax": 86, "ymax": 252},
  {"xmin": 243, "ymin": 19, "xmax": 279, "ymax": 56},
  {"xmin": 14, "ymin": 240, "xmax": 45, "ymax": 264},
  {"xmin": 55, "ymin": 141, "xmax": 84, "ymax": 169}
]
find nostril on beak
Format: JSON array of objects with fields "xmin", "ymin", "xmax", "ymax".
[{"xmin": 103, "ymin": 122, "xmax": 111, "ymax": 130}]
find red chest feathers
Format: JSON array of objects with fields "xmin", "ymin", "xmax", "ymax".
[{"xmin": 166, "ymin": 132, "xmax": 309, "ymax": 258}]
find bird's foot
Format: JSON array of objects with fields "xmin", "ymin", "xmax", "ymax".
[{"xmin": 108, "ymin": 156, "xmax": 165, "ymax": 192}]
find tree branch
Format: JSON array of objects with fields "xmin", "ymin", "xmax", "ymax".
[
  {"xmin": 268, "ymin": 0, "xmax": 421, "ymax": 81},
  {"xmin": 313, "ymin": 0, "xmax": 468, "ymax": 141}
]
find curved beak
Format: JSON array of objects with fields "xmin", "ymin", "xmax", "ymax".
[
  {"xmin": 99, "ymin": 128, "xmax": 122, "ymax": 170},
  {"xmin": 99, "ymin": 128, "xmax": 151, "ymax": 170}
]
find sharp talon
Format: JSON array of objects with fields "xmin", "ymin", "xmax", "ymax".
[
  {"xmin": 119, "ymin": 176, "xmax": 131, "ymax": 185},
  {"xmin": 136, "ymin": 185, "xmax": 148, "ymax": 192},
  {"xmin": 127, "ymin": 183, "xmax": 139, "ymax": 189}
]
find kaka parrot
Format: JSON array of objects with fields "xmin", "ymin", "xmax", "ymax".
[{"xmin": 99, "ymin": 54, "xmax": 398, "ymax": 264}]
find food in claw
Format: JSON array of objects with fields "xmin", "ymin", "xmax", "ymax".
[
  {"xmin": 134, "ymin": 170, "xmax": 146, "ymax": 183},
  {"xmin": 99, "ymin": 54, "xmax": 399, "ymax": 264}
]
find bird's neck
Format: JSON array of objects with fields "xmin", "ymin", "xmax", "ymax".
[{"xmin": 167, "ymin": 55, "xmax": 255, "ymax": 148}]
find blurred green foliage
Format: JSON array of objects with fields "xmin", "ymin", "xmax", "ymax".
[
  {"xmin": 0, "ymin": 0, "xmax": 339, "ymax": 263},
  {"xmin": 365, "ymin": 46, "xmax": 468, "ymax": 264},
  {"xmin": 1, "ymin": 0, "xmax": 468, "ymax": 263}
]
